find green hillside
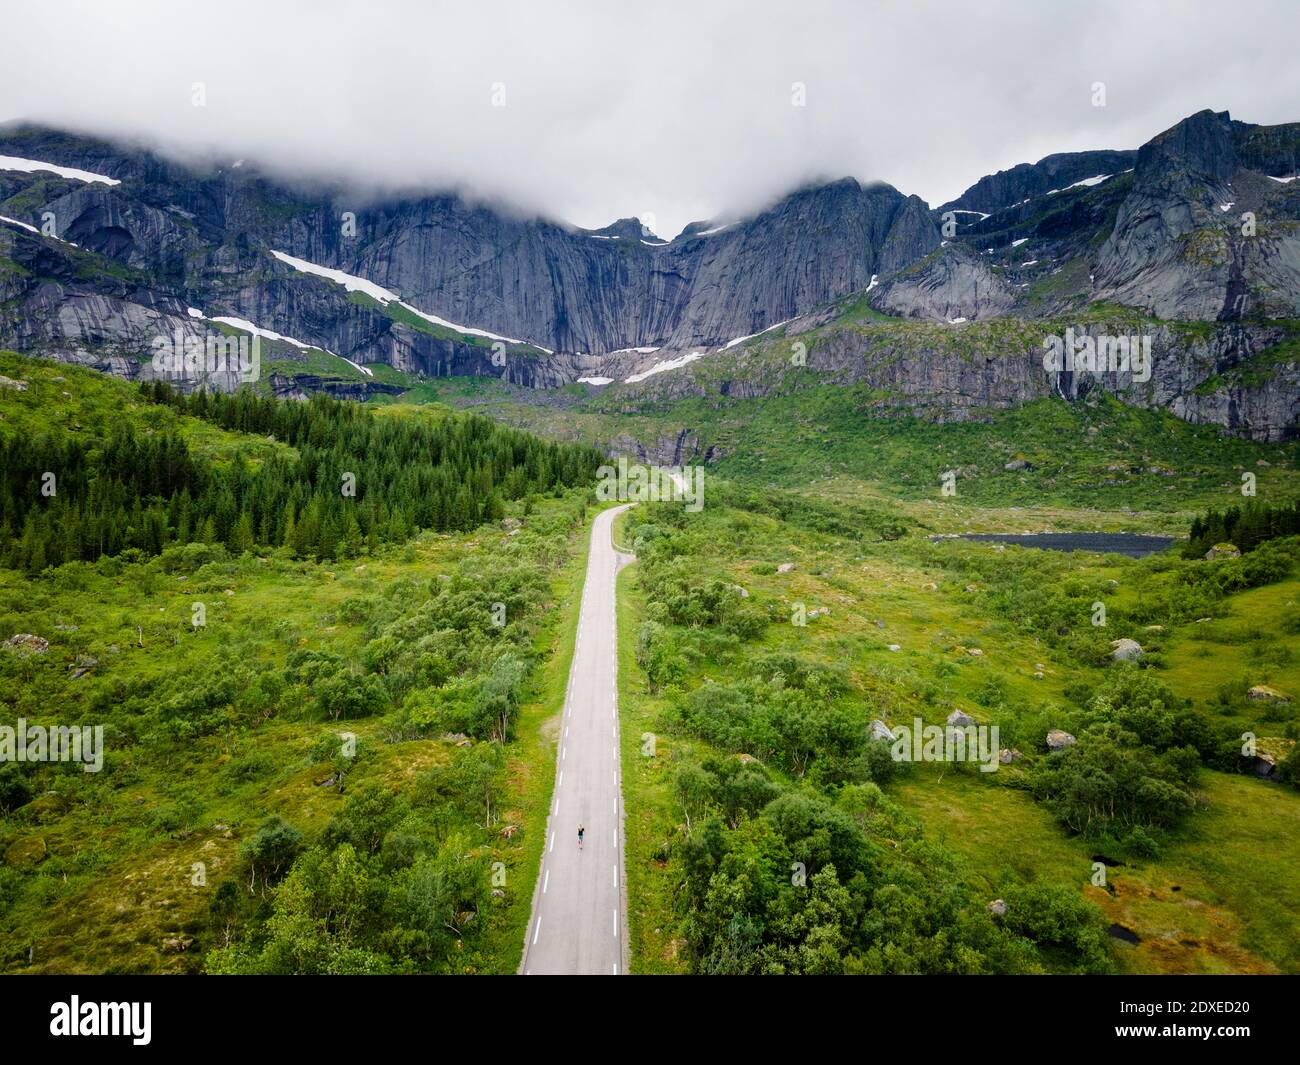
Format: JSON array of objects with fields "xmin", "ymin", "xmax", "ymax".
[{"xmin": 0, "ymin": 354, "xmax": 602, "ymax": 974}]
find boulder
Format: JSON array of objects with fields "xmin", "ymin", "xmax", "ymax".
[
  {"xmin": 777, "ymin": 562, "xmax": 795, "ymax": 574},
  {"xmin": 5, "ymin": 836, "xmax": 48, "ymax": 869},
  {"xmin": 1248, "ymin": 685, "xmax": 1289, "ymax": 703},
  {"xmin": 887, "ymin": 643, "xmax": 902, "ymax": 652},
  {"xmin": 1046, "ymin": 729, "xmax": 1076, "ymax": 751},
  {"xmin": 0, "ymin": 375, "xmax": 28, "ymax": 391},
  {"xmin": 1003, "ymin": 458, "xmax": 1032, "ymax": 471},
  {"xmin": 69, "ymin": 655, "xmax": 98, "ymax": 680},
  {"xmin": 998, "ymin": 748, "xmax": 1023, "ymax": 765},
  {"xmin": 1246, "ymin": 753, "xmax": 1277, "ymax": 778},
  {"xmin": 5, "ymin": 634, "xmax": 48, "ymax": 655},
  {"xmin": 1205, "ymin": 543, "xmax": 1241, "ymax": 560},
  {"xmin": 1110, "ymin": 638, "xmax": 1144, "ymax": 662},
  {"xmin": 947, "ymin": 710, "xmax": 977, "ymax": 727},
  {"xmin": 870, "ymin": 719, "xmax": 896, "ymax": 742},
  {"xmin": 988, "ymin": 898, "xmax": 1007, "ymax": 916}
]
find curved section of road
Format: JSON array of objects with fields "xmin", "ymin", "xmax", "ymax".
[{"xmin": 522, "ymin": 504, "xmax": 634, "ymax": 975}]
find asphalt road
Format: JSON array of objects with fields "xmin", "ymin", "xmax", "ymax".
[{"xmin": 521, "ymin": 503, "xmax": 634, "ymax": 975}]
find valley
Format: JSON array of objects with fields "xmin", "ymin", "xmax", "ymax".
[{"xmin": 2, "ymin": 99, "xmax": 1299, "ymax": 981}]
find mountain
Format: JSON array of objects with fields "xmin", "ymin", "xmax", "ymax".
[
  {"xmin": 911, "ymin": 110, "xmax": 1300, "ymax": 323},
  {"xmin": 936, "ymin": 147, "xmax": 1139, "ymax": 216},
  {"xmin": 0, "ymin": 125, "xmax": 936, "ymax": 363},
  {"xmin": 1, "ymin": 109, "xmax": 1298, "ymax": 439}
]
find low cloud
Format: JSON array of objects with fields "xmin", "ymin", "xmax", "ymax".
[{"xmin": 2, "ymin": 0, "xmax": 1298, "ymax": 236}]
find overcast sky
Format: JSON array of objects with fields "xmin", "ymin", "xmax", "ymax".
[{"xmin": 2, "ymin": 0, "xmax": 1298, "ymax": 237}]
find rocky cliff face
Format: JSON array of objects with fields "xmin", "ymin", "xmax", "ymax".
[
  {"xmin": 1095, "ymin": 111, "xmax": 1300, "ymax": 320},
  {"xmin": 872, "ymin": 244, "xmax": 1017, "ymax": 321},
  {"xmin": 937, "ymin": 148, "xmax": 1139, "ymax": 216},
  {"xmin": 1, "ymin": 112, "xmax": 1297, "ymax": 440},
  {"xmin": 0, "ymin": 125, "xmax": 940, "ymax": 362},
  {"xmin": 612, "ymin": 315, "xmax": 1300, "ymax": 442}
]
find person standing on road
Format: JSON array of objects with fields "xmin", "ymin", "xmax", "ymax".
[{"xmin": 577, "ymin": 824, "xmax": 585, "ymax": 850}]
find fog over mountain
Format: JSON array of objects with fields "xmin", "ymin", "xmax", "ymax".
[{"xmin": 2, "ymin": 0, "xmax": 1299, "ymax": 236}]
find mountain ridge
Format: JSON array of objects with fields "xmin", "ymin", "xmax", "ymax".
[{"xmin": 1, "ymin": 109, "xmax": 1298, "ymax": 439}]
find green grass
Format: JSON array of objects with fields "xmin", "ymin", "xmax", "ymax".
[
  {"xmin": 616, "ymin": 563, "xmax": 690, "ymax": 974},
  {"xmin": 399, "ymin": 370, "xmax": 1295, "ymax": 522},
  {"xmin": 0, "ymin": 357, "xmax": 603, "ymax": 974},
  {"xmin": 895, "ymin": 767, "xmax": 1300, "ymax": 973},
  {"xmin": 610, "ymin": 493, "xmax": 1300, "ymax": 975}
]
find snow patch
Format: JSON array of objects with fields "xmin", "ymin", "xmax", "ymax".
[
  {"xmin": 0, "ymin": 215, "xmax": 39, "ymax": 235},
  {"xmin": 339, "ymin": 356, "xmax": 374, "ymax": 378},
  {"xmin": 0, "ymin": 213, "xmax": 77, "ymax": 246},
  {"xmin": 625, "ymin": 351, "xmax": 705, "ymax": 384},
  {"xmin": 270, "ymin": 250, "xmax": 552, "ymax": 353},
  {"xmin": 187, "ymin": 305, "xmax": 371, "ymax": 374},
  {"xmin": 1045, "ymin": 174, "xmax": 1111, "ymax": 196},
  {"xmin": 208, "ymin": 315, "xmax": 320, "ymax": 351},
  {"xmin": 1268, "ymin": 174, "xmax": 1298, "ymax": 183},
  {"xmin": 948, "ymin": 317, "xmax": 968, "ymax": 324},
  {"xmin": 1011, "ymin": 237, "xmax": 1028, "ymax": 247},
  {"xmin": 0, "ymin": 155, "xmax": 121, "ymax": 186},
  {"xmin": 577, "ymin": 376, "xmax": 614, "ymax": 385},
  {"xmin": 1219, "ymin": 202, "xmax": 1234, "ymax": 212},
  {"xmin": 1021, "ymin": 260, "xmax": 1039, "ymax": 267},
  {"xmin": 722, "ymin": 317, "xmax": 793, "ymax": 350}
]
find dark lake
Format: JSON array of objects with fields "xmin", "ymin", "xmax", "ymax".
[{"xmin": 936, "ymin": 532, "xmax": 1177, "ymax": 558}]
